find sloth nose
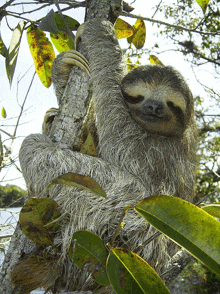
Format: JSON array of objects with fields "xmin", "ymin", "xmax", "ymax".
[{"xmin": 143, "ymin": 101, "xmax": 164, "ymax": 116}]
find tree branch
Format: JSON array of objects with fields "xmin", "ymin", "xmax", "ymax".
[{"xmin": 120, "ymin": 11, "xmax": 220, "ymax": 36}]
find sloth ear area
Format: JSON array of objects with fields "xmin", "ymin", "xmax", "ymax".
[{"xmin": 62, "ymin": 49, "xmax": 90, "ymax": 75}]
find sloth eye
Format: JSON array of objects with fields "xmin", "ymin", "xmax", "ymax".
[
  {"xmin": 122, "ymin": 90, "xmax": 144, "ymax": 104},
  {"xmin": 167, "ymin": 101, "xmax": 185, "ymax": 125}
]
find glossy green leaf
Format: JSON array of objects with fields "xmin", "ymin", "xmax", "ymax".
[
  {"xmin": 107, "ymin": 248, "xmax": 170, "ymax": 294},
  {"xmin": 135, "ymin": 195, "xmax": 220, "ymax": 275},
  {"xmin": 27, "ymin": 25, "xmax": 55, "ymax": 88},
  {"xmin": 19, "ymin": 197, "xmax": 60, "ymax": 246},
  {"xmin": 54, "ymin": 13, "xmax": 80, "ymax": 31},
  {"xmin": 6, "ymin": 21, "xmax": 25, "ymax": 84},
  {"xmin": 202, "ymin": 204, "xmax": 220, "ymax": 218},
  {"xmin": 70, "ymin": 231, "xmax": 109, "ymax": 286},
  {"xmin": 50, "ymin": 31, "xmax": 74, "ymax": 53},
  {"xmin": 194, "ymin": 0, "xmax": 210, "ymax": 13},
  {"xmin": 47, "ymin": 172, "xmax": 106, "ymax": 198}
]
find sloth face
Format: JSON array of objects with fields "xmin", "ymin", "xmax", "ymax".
[{"xmin": 121, "ymin": 65, "xmax": 193, "ymax": 136}]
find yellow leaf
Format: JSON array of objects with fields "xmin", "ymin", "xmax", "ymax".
[
  {"xmin": 80, "ymin": 132, "xmax": 97, "ymax": 157},
  {"xmin": 149, "ymin": 55, "xmax": 164, "ymax": 66},
  {"xmin": 194, "ymin": 0, "xmax": 210, "ymax": 13},
  {"xmin": 114, "ymin": 18, "xmax": 134, "ymax": 39},
  {"xmin": 127, "ymin": 19, "xmax": 146, "ymax": 49},
  {"xmin": 27, "ymin": 25, "xmax": 55, "ymax": 88},
  {"xmin": 1, "ymin": 107, "xmax": 6, "ymax": 118}
]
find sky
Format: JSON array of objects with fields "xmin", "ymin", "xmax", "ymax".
[{"xmin": 0, "ymin": 0, "xmax": 217, "ymax": 189}]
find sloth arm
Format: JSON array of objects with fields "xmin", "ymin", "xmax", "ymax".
[
  {"xmin": 78, "ymin": 20, "xmax": 126, "ymax": 152},
  {"xmin": 19, "ymin": 132, "xmax": 137, "ymax": 197},
  {"xmin": 19, "ymin": 20, "xmax": 138, "ymax": 197}
]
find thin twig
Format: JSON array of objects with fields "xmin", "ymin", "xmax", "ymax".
[
  {"xmin": 151, "ymin": 0, "xmax": 162, "ymax": 19},
  {"xmin": 120, "ymin": 11, "xmax": 220, "ymax": 36},
  {"xmin": 133, "ymin": 231, "xmax": 162, "ymax": 253},
  {"xmin": 12, "ymin": 72, "xmax": 36, "ymax": 141},
  {"xmin": 54, "ymin": 0, "xmax": 75, "ymax": 40},
  {"xmin": 195, "ymin": 190, "xmax": 218, "ymax": 206},
  {"xmin": 111, "ymin": 205, "xmax": 133, "ymax": 246},
  {"xmin": 0, "ymin": 129, "xmax": 15, "ymax": 139},
  {"xmin": 0, "ymin": 0, "xmax": 15, "ymax": 10}
]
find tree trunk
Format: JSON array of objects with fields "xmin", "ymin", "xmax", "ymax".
[{"xmin": 0, "ymin": 1, "xmax": 122, "ymax": 293}]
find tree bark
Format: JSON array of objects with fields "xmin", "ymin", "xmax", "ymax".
[{"xmin": 0, "ymin": 1, "xmax": 122, "ymax": 293}]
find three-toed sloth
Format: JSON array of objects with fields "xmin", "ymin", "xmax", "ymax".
[{"xmin": 14, "ymin": 19, "xmax": 197, "ymax": 293}]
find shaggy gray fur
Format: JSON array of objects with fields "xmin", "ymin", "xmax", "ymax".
[{"xmin": 19, "ymin": 20, "xmax": 197, "ymax": 292}]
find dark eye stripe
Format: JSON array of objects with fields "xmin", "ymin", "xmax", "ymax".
[
  {"xmin": 121, "ymin": 89, "xmax": 144, "ymax": 104},
  {"xmin": 167, "ymin": 101, "xmax": 185, "ymax": 126}
]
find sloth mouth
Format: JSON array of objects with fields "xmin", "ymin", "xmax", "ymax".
[{"xmin": 133, "ymin": 110, "xmax": 171, "ymax": 123}]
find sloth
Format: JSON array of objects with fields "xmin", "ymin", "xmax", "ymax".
[{"xmin": 13, "ymin": 19, "xmax": 197, "ymax": 293}]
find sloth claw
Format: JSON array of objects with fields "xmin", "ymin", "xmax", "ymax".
[
  {"xmin": 42, "ymin": 108, "xmax": 59, "ymax": 136},
  {"xmin": 62, "ymin": 49, "xmax": 90, "ymax": 75},
  {"xmin": 75, "ymin": 23, "xmax": 86, "ymax": 49}
]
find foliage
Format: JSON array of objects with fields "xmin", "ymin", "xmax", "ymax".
[
  {"xmin": 18, "ymin": 175, "xmax": 220, "ymax": 293},
  {"xmin": 19, "ymin": 198, "xmax": 60, "ymax": 247},
  {"xmin": 157, "ymin": 0, "xmax": 220, "ymax": 67},
  {"xmin": 0, "ymin": 185, "xmax": 27, "ymax": 208},
  {"xmin": 0, "ymin": 0, "xmax": 220, "ymax": 292}
]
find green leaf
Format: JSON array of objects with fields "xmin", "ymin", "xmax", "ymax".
[
  {"xmin": 70, "ymin": 231, "xmax": 110, "ymax": 286},
  {"xmin": 27, "ymin": 25, "xmax": 55, "ymax": 88},
  {"xmin": 194, "ymin": 0, "xmax": 210, "ymax": 14},
  {"xmin": 114, "ymin": 18, "xmax": 134, "ymax": 39},
  {"xmin": 201, "ymin": 204, "xmax": 220, "ymax": 218},
  {"xmin": 54, "ymin": 13, "xmax": 80, "ymax": 32},
  {"xmin": 6, "ymin": 21, "xmax": 25, "ymax": 84},
  {"xmin": 50, "ymin": 31, "xmax": 74, "ymax": 53},
  {"xmin": 19, "ymin": 197, "xmax": 60, "ymax": 246},
  {"xmin": 47, "ymin": 172, "xmax": 106, "ymax": 198},
  {"xmin": 106, "ymin": 248, "xmax": 170, "ymax": 294},
  {"xmin": 135, "ymin": 195, "xmax": 220, "ymax": 276}
]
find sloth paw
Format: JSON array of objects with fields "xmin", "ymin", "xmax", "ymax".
[
  {"xmin": 42, "ymin": 107, "xmax": 59, "ymax": 136},
  {"xmin": 51, "ymin": 49, "xmax": 89, "ymax": 87},
  {"xmin": 62, "ymin": 49, "xmax": 90, "ymax": 75}
]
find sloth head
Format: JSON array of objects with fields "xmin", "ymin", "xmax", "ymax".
[{"xmin": 121, "ymin": 65, "xmax": 194, "ymax": 137}]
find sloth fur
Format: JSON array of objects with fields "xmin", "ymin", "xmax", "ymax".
[{"xmin": 16, "ymin": 19, "xmax": 197, "ymax": 292}]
